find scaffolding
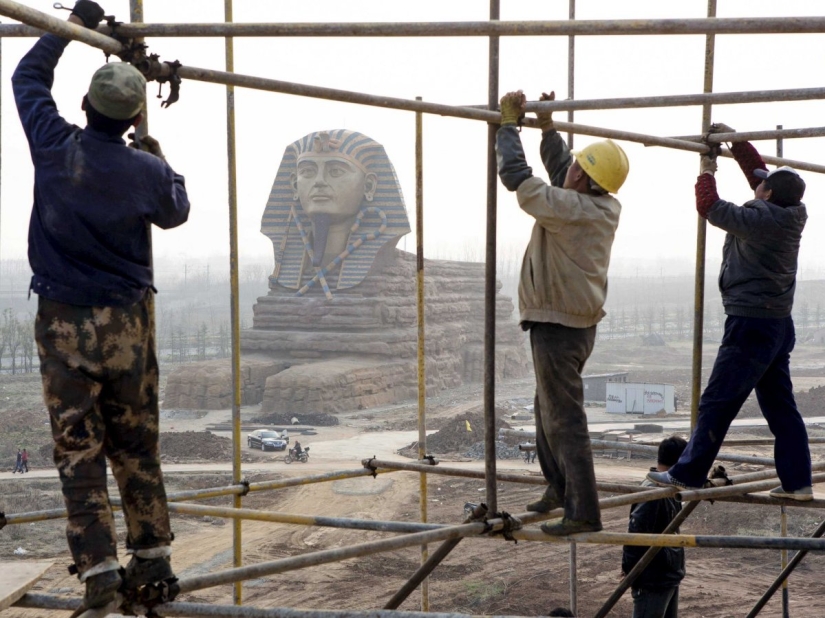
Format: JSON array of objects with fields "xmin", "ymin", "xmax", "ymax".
[{"xmin": 1, "ymin": 1, "xmax": 825, "ymax": 616}]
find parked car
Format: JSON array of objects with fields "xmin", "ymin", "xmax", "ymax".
[{"xmin": 247, "ymin": 430, "xmax": 287, "ymax": 451}]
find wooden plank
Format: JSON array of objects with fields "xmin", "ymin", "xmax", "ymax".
[{"xmin": 0, "ymin": 560, "xmax": 54, "ymax": 611}]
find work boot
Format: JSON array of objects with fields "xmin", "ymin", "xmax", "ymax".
[
  {"xmin": 124, "ymin": 555, "xmax": 175, "ymax": 590},
  {"xmin": 770, "ymin": 485, "xmax": 814, "ymax": 502},
  {"xmin": 645, "ymin": 470, "xmax": 700, "ymax": 490},
  {"xmin": 540, "ymin": 517, "xmax": 602, "ymax": 536},
  {"xmin": 84, "ymin": 569, "xmax": 122, "ymax": 609},
  {"xmin": 526, "ymin": 487, "xmax": 562, "ymax": 513}
]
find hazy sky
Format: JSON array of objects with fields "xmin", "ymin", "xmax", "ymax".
[{"xmin": 2, "ymin": 0, "xmax": 825, "ymax": 279}]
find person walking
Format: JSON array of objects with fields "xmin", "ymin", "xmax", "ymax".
[
  {"xmin": 648, "ymin": 124, "xmax": 812, "ymax": 500},
  {"xmin": 20, "ymin": 448, "xmax": 29, "ymax": 473},
  {"xmin": 623, "ymin": 436, "xmax": 688, "ymax": 618},
  {"xmin": 496, "ymin": 89, "xmax": 629, "ymax": 535},
  {"xmin": 13, "ymin": 0, "xmax": 190, "ymax": 610},
  {"xmin": 13, "ymin": 449, "xmax": 22, "ymax": 473}
]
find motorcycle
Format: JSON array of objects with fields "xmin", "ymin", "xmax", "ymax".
[{"xmin": 284, "ymin": 446, "xmax": 310, "ymax": 464}]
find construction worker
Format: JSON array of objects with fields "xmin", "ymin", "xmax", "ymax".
[
  {"xmin": 648, "ymin": 124, "xmax": 812, "ymax": 500},
  {"xmin": 496, "ymin": 90, "xmax": 629, "ymax": 535},
  {"xmin": 13, "ymin": 0, "xmax": 189, "ymax": 610},
  {"xmin": 623, "ymin": 436, "xmax": 688, "ymax": 618}
]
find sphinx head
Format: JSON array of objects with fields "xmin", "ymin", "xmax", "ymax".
[{"xmin": 291, "ymin": 131, "xmax": 378, "ymax": 224}]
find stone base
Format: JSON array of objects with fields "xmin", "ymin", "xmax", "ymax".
[{"xmin": 163, "ymin": 355, "xmax": 291, "ymax": 409}]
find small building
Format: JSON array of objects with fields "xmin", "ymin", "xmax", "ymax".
[
  {"xmin": 583, "ymin": 372, "xmax": 629, "ymax": 402},
  {"xmin": 606, "ymin": 382, "xmax": 676, "ymax": 415}
]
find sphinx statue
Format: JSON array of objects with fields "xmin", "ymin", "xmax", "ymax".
[
  {"xmin": 263, "ymin": 129, "xmax": 411, "ymax": 297},
  {"xmin": 164, "ymin": 129, "xmax": 529, "ymax": 413}
]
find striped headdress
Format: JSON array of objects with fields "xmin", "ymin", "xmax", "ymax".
[{"xmin": 261, "ymin": 129, "xmax": 411, "ymax": 292}]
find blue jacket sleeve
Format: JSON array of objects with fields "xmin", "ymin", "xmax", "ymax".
[
  {"xmin": 150, "ymin": 166, "xmax": 190, "ymax": 230},
  {"xmin": 12, "ymin": 34, "xmax": 74, "ymax": 152},
  {"xmin": 539, "ymin": 129, "xmax": 573, "ymax": 188},
  {"xmin": 496, "ymin": 126, "xmax": 533, "ymax": 192}
]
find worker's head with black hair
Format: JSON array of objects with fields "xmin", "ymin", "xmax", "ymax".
[
  {"xmin": 657, "ymin": 435, "xmax": 688, "ymax": 469},
  {"xmin": 82, "ymin": 62, "xmax": 145, "ymax": 137},
  {"xmin": 754, "ymin": 166, "xmax": 806, "ymax": 207},
  {"xmin": 548, "ymin": 608, "xmax": 575, "ymax": 617}
]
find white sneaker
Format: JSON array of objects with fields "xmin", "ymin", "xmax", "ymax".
[{"xmin": 769, "ymin": 486, "xmax": 814, "ymax": 501}]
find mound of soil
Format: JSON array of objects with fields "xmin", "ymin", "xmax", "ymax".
[
  {"xmin": 741, "ymin": 384, "xmax": 825, "ymax": 419},
  {"xmin": 400, "ymin": 410, "xmax": 512, "ymax": 457},
  {"xmin": 250, "ymin": 411, "xmax": 339, "ymax": 426},
  {"xmin": 159, "ymin": 431, "xmax": 233, "ymax": 461}
]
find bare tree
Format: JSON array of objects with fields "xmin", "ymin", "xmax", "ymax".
[{"xmin": 4, "ymin": 310, "xmax": 21, "ymax": 374}]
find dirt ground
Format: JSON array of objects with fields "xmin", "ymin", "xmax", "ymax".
[{"xmin": 3, "ymin": 338, "xmax": 825, "ymax": 617}]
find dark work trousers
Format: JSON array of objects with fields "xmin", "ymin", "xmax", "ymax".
[
  {"xmin": 36, "ymin": 292, "xmax": 172, "ymax": 576},
  {"xmin": 669, "ymin": 315, "xmax": 811, "ymax": 490},
  {"xmin": 530, "ymin": 322, "xmax": 600, "ymax": 523},
  {"xmin": 632, "ymin": 586, "xmax": 679, "ymax": 618}
]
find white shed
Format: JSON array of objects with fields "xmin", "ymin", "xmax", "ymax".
[{"xmin": 606, "ymin": 382, "xmax": 675, "ymax": 415}]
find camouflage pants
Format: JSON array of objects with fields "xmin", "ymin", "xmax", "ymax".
[{"xmin": 36, "ymin": 293, "xmax": 172, "ymax": 576}]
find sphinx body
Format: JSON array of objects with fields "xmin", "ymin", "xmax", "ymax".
[{"xmin": 164, "ymin": 130, "xmax": 529, "ymax": 413}]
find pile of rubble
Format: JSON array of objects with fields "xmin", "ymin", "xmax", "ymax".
[
  {"xmin": 159, "ymin": 431, "xmax": 235, "ymax": 462},
  {"xmin": 464, "ymin": 441, "xmax": 522, "ymax": 460},
  {"xmin": 399, "ymin": 410, "xmax": 514, "ymax": 458}
]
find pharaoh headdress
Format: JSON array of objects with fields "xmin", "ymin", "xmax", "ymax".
[{"xmin": 262, "ymin": 129, "xmax": 411, "ymax": 294}]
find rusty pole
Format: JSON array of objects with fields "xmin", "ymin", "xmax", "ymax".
[{"xmin": 483, "ymin": 0, "xmax": 500, "ymax": 516}]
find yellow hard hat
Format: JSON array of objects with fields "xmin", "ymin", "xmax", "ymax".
[{"xmin": 573, "ymin": 139, "xmax": 629, "ymax": 194}]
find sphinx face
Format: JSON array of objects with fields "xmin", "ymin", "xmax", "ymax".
[{"xmin": 294, "ymin": 156, "xmax": 368, "ymax": 224}]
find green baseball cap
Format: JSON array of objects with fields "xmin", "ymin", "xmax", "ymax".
[{"xmin": 86, "ymin": 62, "xmax": 146, "ymax": 120}]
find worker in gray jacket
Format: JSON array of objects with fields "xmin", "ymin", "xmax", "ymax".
[
  {"xmin": 648, "ymin": 123, "xmax": 812, "ymax": 501},
  {"xmin": 496, "ymin": 90, "xmax": 629, "ymax": 535}
]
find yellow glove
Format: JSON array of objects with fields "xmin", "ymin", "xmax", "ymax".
[
  {"xmin": 499, "ymin": 90, "xmax": 526, "ymax": 126},
  {"xmin": 536, "ymin": 91, "xmax": 555, "ymax": 131}
]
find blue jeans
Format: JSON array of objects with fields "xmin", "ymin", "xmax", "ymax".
[
  {"xmin": 632, "ymin": 586, "xmax": 679, "ymax": 618},
  {"xmin": 669, "ymin": 315, "xmax": 811, "ymax": 490}
]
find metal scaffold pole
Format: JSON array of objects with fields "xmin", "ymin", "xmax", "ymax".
[
  {"xmin": 691, "ymin": 0, "xmax": 717, "ymax": 430},
  {"xmin": 224, "ymin": 0, "xmax": 243, "ymax": 605},
  {"xmin": 415, "ymin": 95, "xmax": 429, "ymax": 612},
  {"xmin": 484, "ymin": 0, "xmax": 500, "ymax": 516}
]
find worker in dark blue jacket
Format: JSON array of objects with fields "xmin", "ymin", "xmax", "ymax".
[
  {"xmin": 623, "ymin": 436, "xmax": 687, "ymax": 618},
  {"xmin": 12, "ymin": 0, "xmax": 189, "ymax": 610},
  {"xmin": 648, "ymin": 123, "xmax": 812, "ymax": 502}
]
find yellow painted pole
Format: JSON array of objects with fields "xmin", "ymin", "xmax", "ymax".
[
  {"xmin": 415, "ymin": 96, "xmax": 429, "ymax": 612},
  {"xmin": 691, "ymin": 0, "xmax": 716, "ymax": 430},
  {"xmin": 224, "ymin": 0, "xmax": 243, "ymax": 605}
]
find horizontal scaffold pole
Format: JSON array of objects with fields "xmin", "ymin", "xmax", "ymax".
[
  {"xmin": 3, "ymin": 0, "xmax": 825, "ymax": 175},
  {"xmin": 6, "ymin": 17, "xmax": 825, "ymax": 38}
]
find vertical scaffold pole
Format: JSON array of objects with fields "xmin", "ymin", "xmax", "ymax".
[
  {"xmin": 484, "ymin": 0, "xmax": 500, "ymax": 516},
  {"xmin": 776, "ymin": 127, "xmax": 789, "ymax": 618},
  {"xmin": 692, "ymin": 0, "xmax": 717, "ymax": 430},
  {"xmin": 415, "ymin": 96, "xmax": 429, "ymax": 612},
  {"xmin": 224, "ymin": 0, "xmax": 243, "ymax": 605},
  {"xmin": 566, "ymin": 3, "xmax": 577, "ymax": 608},
  {"xmin": 566, "ymin": 0, "xmax": 575, "ymax": 149}
]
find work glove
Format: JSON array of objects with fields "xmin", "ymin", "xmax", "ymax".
[
  {"xmin": 129, "ymin": 133, "xmax": 165, "ymax": 160},
  {"xmin": 536, "ymin": 91, "xmax": 555, "ymax": 131},
  {"xmin": 700, "ymin": 154, "xmax": 717, "ymax": 176},
  {"xmin": 70, "ymin": 0, "xmax": 105, "ymax": 29},
  {"xmin": 708, "ymin": 122, "xmax": 735, "ymax": 134},
  {"xmin": 499, "ymin": 90, "xmax": 526, "ymax": 126}
]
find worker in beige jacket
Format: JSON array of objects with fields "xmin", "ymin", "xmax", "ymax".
[{"xmin": 497, "ymin": 90, "xmax": 629, "ymax": 535}]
